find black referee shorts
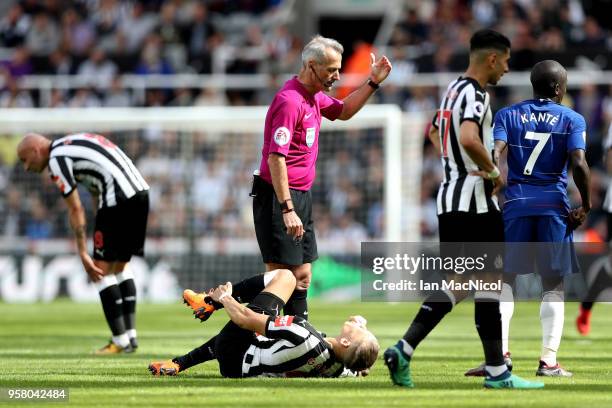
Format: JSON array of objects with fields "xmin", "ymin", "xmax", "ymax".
[
  {"xmin": 438, "ymin": 211, "xmax": 504, "ymax": 274},
  {"xmin": 93, "ymin": 190, "xmax": 149, "ymax": 262},
  {"xmin": 252, "ymin": 176, "xmax": 318, "ymax": 266},
  {"xmin": 215, "ymin": 292, "xmax": 285, "ymax": 378}
]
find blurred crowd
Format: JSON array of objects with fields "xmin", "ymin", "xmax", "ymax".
[
  {"xmin": 0, "ymin": 0, "xmax": 611, "ymax": 243},
  {"xmin": 0, "ymin": 127, "xmax": 385, "ymax": 242}
]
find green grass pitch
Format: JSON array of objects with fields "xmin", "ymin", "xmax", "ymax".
[{"xmin": 1, "ymin": 300, "xmax": 611, "ymax": 407}]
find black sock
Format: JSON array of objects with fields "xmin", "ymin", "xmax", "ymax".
[
  {"xmin": 283, "ymin": 289, "xmax": 308, "ymax": 320},
  {"xmin": 99, "ymin": 285, "xmax": 126, "ymax": 336},
  {"xmin": 402, "ymin": 291, "xmax": 453, "ymax": 349},
  {"xmin": 118, "ymin": 278, "xmax": 137, "ymax": 333},
  {"xmin": 582, "ymin": 265, "xmax": 612, "ymax": 304},
  {"xmin": 232, "ymin": 274, "xmax": 266, "ymax": 304},
  {"xmin": 173, "ymin": 336, "xmax": 217, "ymax": 371},
  {"xmin": 474, "ymin": 299, "xmax": 504, "ymax": 367}
]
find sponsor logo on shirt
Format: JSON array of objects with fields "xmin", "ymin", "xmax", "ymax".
[
  {"xmin": 306, "ymin": 127, "xmax": 316, "ymax": 147},
  {"xmin": 304, "ymin": 112, "xmax": 313, "ymax": 119},
  {"xmin": 274, "ymin": 315, "xmax": 294, "ymax": 327},
  {"xmin": 273, "ymin": 127, "xmax": 291, "ymax": 146}
]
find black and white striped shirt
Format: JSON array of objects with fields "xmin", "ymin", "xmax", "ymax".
[
  {"xmin": 431, "ymin": 76, "xmax": 499, "ymax": 214},
  {"xmin": 48, "ymin": 133, "xmax": 149, "ymax": 208},
  {"xmin": 242, "ymin": 315, "xmax": 343, "ymax": 378}
]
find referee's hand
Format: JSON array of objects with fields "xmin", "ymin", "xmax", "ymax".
[{"xmin": 283, "ymin": 211, "xmax": 304, "ymax": 241}]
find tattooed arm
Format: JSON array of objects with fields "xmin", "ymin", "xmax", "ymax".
[{"xmin": 64, "ymin": 190, "xmax": 104, "ymax": 281}]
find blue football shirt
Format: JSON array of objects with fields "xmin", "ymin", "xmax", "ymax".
[{"xmin": 493, "ymin": 99, "xmax": 586, "ymax": 220}]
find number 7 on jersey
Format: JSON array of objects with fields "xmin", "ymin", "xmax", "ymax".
[{"xmin": 523, "ymin": 131, "xmax": 551, "ymax": 175}]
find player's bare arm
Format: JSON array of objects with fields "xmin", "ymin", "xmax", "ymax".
[
  {"xmin": 268, "ymin": 153, "xmax": 304, "ymax": 239},
  {"xmin": 493, "ymin": 140, "xmax": 507, "ymax": 166},
  {"xmin": 462, "ymin": 121, "xmax": 505, "ymax": 194},
  {"xmin": 428, "ymin": 125, "xmax": 441, "ymax": 153},
  {"xmin": 64, "ymin": 190, "xmax": 104, "ymax": 281},
  {"xmin": 569, "ymin": 149, "xmax": 591, "ymax": 227},
  {"xmin": 338, "ymin": 53, "xmax": 392, "ymax": 120}
]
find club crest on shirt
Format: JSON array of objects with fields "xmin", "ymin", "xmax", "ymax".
[
  {"xmin": 306, "ymin": 127, "xmax": 315, "ymax": 147},
  {"xmin": 274, "ymin": 315, "xmax": 294, "ymax": 327},
  {"xmin": 273, "ymin": 127, "xmax": 290, "ymax": 146}
]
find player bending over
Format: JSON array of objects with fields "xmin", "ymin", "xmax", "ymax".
[
  {"xmin": 149, "ymin": 269, "xmax": 378, "ymax": 378},
  {"xmin": 17, "ymin": 132, "xmax": 148, "ymax": 354}
]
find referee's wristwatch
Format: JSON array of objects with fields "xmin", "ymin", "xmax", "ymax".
[
  {"xmin": 281, "ymin": 199, "xmax": 294, "ymax": 214},
  {"xmin": 367, "ymin": 78, "xmax": 380, "ymax": 90}
]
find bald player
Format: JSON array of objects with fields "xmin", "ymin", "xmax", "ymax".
[
  {"xmin": 17, "ymin": 132, "xmax": 149, "ymax": 354},
  {"xmin": 480, "ymin": 60, "xmax": 590, "ymax": 377}
]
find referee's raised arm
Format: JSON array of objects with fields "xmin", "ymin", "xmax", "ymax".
[{"xmin": 252, "ymin": 35, "xmax": 392, "ymax": 322}]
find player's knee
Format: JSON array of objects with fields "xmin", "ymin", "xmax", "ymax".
[
  {"xmin": 276, "ymin": 269, "xmax": 296, "ymax": 287},
  {"xmin": 288, "ymin": 266, "xmax": 311, "ymax": 290},
  {"xmin": 294, "ymin": 273, "xmax": 310, "ymax": 290},
  {"xmin": 296, "ymin": 278, "xmax": 310, "ymax": 290},
  {"xmin": 94, "ymin": 259, "xmax": 113, "ymax": 275},
  {"xmin": 542, "ymin": 290, "xmax": 564, "ymax": 302}
]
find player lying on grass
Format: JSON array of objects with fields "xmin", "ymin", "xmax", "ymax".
[{"xmin": 149, "ymin": 269, "xmax": 379, "ymax": 378}]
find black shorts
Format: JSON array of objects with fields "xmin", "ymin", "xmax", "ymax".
[
  {"xmin": 438, "ymin": 211, "xmax": 504, "ymax": 242},
  {"xmin": 215, "ymin": 292, "xmax": 285, "ymax": 378},
  {"xmin": 252, "ymin": 176, "xmax": 318, "ymax": 266},
  {"xmin": 438, "ymin": 211, "xmax": 504, "ymax": 275},
  {"xmin": 93, "ymin": 191, "xmax": 149, "ymax": 262}
]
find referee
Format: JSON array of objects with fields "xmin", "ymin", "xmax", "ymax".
[
  {"xmin": 252, "ymin": 35, "xmax": 391, "ymax": 320},
  {"xmin": 17, "ymin": 132, "xmax": 149, "ymax": 354}
]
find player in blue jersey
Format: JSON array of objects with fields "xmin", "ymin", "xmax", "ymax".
[{"xmin": 486, "ymin": 60, "xmax": 590, "ymax": 377}]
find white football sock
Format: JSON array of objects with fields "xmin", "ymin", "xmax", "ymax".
[
  {"xmin": 485, "ymin": 364, "xmax": 508, "ymax": 377},
  {"xmin": 96, "ymin": 274, "xmax": 118, "ymax": 292},
  {"xmin": 400, "ymin": 339, "xmax": 414, "ymax": 357},
  {"xmin": 540, "ymin": 290, "xmax": 564, "ymax": 366},
  {"xmin": 112, "ymin": 333, "xmax": 130, "ymax": 348},
  {"xmin": 126, "ymin": 329, "xmax": 137, "ymax": 339},
  {"xmin": 115, "ymin": 266, "xmax": 135, "ymax": 284},
  {"xmin": 500, "ymin": 283, "xmax": 514, "ymax": 355}
]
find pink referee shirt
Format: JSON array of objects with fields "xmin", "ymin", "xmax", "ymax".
[{"xmin": 259, "ymin": 76, "xmax": 344, "ymax": 191}]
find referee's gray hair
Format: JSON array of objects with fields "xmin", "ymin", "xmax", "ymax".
[{"xmin": 301, "ymin": 35, "xmax": 344, "ymax": 66}]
